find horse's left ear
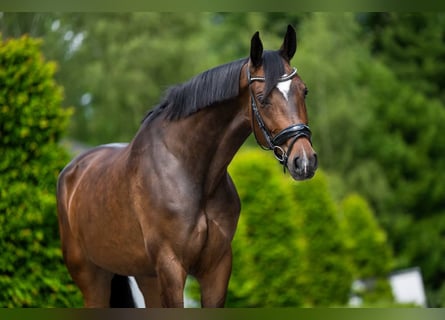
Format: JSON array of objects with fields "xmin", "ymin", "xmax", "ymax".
[
  {"xmin": 250, "ymin": 31, "xmax": 263, "ymax": 68},
  {"xmin": 279, "ymin": 25, "xmax": 297, "ymax": 62}
]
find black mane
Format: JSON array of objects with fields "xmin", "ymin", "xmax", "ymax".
[{"xmin": 142, "ymin": 50, "xmax": 286, "ymax": 123}]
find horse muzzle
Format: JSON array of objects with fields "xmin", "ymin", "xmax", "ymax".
[
  {"xmin": 287, "ymin": 144, "xmax": 318, "ymax": 181},
  {"xmin": 270, "ymin": 124, "xmax": 317, "ymax": 180}
]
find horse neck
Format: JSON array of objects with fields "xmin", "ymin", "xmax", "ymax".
[
  {"xmin": 201, "ymin": 98, "xmax": 252, "ymax": 190},
  {"xmin": 132, "ymin": 95, "xmax": 251, "ymax": 192}
]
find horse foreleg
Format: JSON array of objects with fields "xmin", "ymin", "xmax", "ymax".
[
  {"xmin": 156, "ymin": 254, "xmax": 187, "ymax": 307},
  {"xmin": 135, "ymin": 275, "xmax": 162, "ymax": 307},
  {"xmin": 197, "ymin": 249, "xmax": 232, "ymax": 308}
]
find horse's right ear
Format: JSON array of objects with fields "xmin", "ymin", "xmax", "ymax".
[
  {"xmin": 280, "ymin": 24, "xmax": 297, "ymax": 62},
  {"xmin": 250, "ymin": 31, "xmax": 263, "ymax": 68}
]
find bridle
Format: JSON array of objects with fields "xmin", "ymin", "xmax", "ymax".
[{"xmin": 247, "ymin": 66, "xmax": 312, "ymax": 171}]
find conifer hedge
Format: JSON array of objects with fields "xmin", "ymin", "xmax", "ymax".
[
  {"xmin": 223, "ymin": 148, "xmax": 394, "ymax": 307},
  {"xmin": 0, "ymin": 35, "xmax": 81, "ymax": 307}
]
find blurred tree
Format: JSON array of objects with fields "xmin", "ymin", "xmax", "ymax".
[
  {"xmin": 295, "ymin": 13, "xmax": 386, "ymax": 204},
  {"xmin": 297, "ymin": 12, "xmax": 445, "ymax": 305},
  {"xmin": 290, "ymin": 167, "xmax": 355, "ymax": 306},
  {"xmin": 357, "ymin": 17, "xmax": 445, "ymax": 304},
  {"xmin": 226, "ymin": 149, "xmax": 310, "ymax": 307},
  {"xmin": 0, "ymin": 13, "xmax": 56, "ymax": 38},
  {"xmin": 0, "ymin": 13, "xmax": 307, "ymax": 145},
  {"xmin": 1, "ymin": 13, "xmax": 223, "ymax": 144},
  {"xmin": 340, "ymin": 194, "xmax": 394, "ymax": 305},
  {"xmin": 54, "ymin": 13, "xmax": 217, "ymax": 144},
  {"xmin": 340, "ymin": 194, "xmax": 393, "ymax": 279},
  {"xmin": 359, "ymin": 13, "xmax": 445, "ymax": 103}
]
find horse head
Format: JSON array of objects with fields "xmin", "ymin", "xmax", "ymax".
[{"xmin": 247, "ymin": 25, "xmax": 317, "ymax": 180}]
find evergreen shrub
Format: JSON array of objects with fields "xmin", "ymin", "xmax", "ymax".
[
  {"xmin": 0, "ymin": 35, "xmax": 81, "ymax": 307},
  {"xmin": 220, "ymin": 148, "xmax": 394, "ymax": 307}
]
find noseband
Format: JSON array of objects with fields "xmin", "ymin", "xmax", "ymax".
[{"xmin": 247, "ymin": 66, "xmax": 312, "ymax": 171}]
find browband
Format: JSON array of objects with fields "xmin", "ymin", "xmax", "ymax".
[{"xmin": 248, "ymin": 67, "xmax": 298, "ymax": 84}]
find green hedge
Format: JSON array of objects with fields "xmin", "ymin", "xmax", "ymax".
[
  {"xmin": 0, "ymin": 35, "xmax": 81, "ymax": 307},
  {"xmin": 227, "ymin": 150, "xmax": 309, "ymax": 306},
  {"xmin": 218, "ymin": 148, "xmax": 394, "ymax": 307},
  {"xmin": 340, "ymin": 194, "xmax": 394, "ymax": 305}
]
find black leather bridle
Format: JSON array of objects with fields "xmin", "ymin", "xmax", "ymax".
[{"xmin": 247, "ymin": 66, "xmax": 312, "ymax": 171}]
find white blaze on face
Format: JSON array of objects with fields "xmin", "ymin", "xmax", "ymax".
[
  {"xmin": 301, "ymin": 147, "xmax": 310, "ymax": 175},
  {"xmin": 276, "ymin": 79, "xmax": 292, "ymax": 101}
]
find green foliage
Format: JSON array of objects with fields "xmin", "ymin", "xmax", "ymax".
[
  {"xmin": 185, "ymin": 148, "xmax": 393, "ymax": 307},
  {"xmin": 0, "ymin": 35, "xmax": 81, "ymax": 307},
  {"xmin": 340, "ymin": 194, "xmax": 394, "ymax": 305},
  {"xmin": 340, "ymin": 194, "xmax": 393, "ymax": 279},
  {"xmin": 296, "ymin": 13, "xmax": 445, "ymax": 304},
  {"xmin": 289, "ymin": 167, "xmax": 354, "ymax": 307},
  {"xmin": 218, "ymin": 148, "xmax": 392, "ymax": 307},
  {"xmin": 62, "ymin": 13, "xmax": 213, "ymax": 144},
  {"xmin": 0, "ymin": 13, "xmax": 305, "ymax": 146},
  {"xmin": 227, "ymin": 149, "xmax": 308, "ymax": 307},
  {"xmin": 402, "ymin": 213, "xmax": 445, "ymax": 304},
  {"xmin": 357, "ymin": 47, "xmax": 445, "ymax": 303},
  {"xmin": 361, "ymin": 13, "xmax": 445, "ymax": 103}
]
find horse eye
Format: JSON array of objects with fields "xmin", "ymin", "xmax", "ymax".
[
  {"xmin": 260, "ymin": 97, "xmax": 271, "ymax": 107},
  {"xmin": 304, "ymin": 88, "xmax": 309, "ymax": 97},
  {"xmin": 255, "ymin": 92, "xmax": 271, "ymax": 107},
  {"xmin": 256, "ymin": 94, "xmax": 268, "ymax": 106}
]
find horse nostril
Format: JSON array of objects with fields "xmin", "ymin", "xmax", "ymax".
[
  {"xmin": 294, "ymin": 153, "xmax": 317, "ymax": 171},
  {"xmin": 293, "ymin": 156, "xmax": 301, "ymax": 170}
]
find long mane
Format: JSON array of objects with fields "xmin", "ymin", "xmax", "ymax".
[{"xmin": 142, "ymin": 51, "xmax": 286, "ymax": 123}]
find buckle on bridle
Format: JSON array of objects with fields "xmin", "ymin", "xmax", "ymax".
[{"xmin": 273, "ymin": 146, "xmax": 287, "ymax": 164}]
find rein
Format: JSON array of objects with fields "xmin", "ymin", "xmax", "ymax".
[{"xmin": 247, "ymin": 66, "xmax": 312, "ymax": 171}]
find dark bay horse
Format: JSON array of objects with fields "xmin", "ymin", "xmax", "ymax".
[{"xmin": 57, "ymin": 25, "xmax": 317, "ymax": 308}]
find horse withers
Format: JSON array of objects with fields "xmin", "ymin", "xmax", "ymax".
[{"xmin": 57, "ymin": 25, "xmax": 317, "ymax": 308}]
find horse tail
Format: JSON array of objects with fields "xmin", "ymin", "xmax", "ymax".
[{"xmin": 109, "ymin": 275, "xmax": 136, "ymax": 307}]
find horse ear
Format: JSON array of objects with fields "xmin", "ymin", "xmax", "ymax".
[
  {"xmin": 279, "ymin": 24, "xmax": 297, "ymax": 62},
  {"xmin": 250, "ymin": 31, "xmax": 263, "ymax": 68}
]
